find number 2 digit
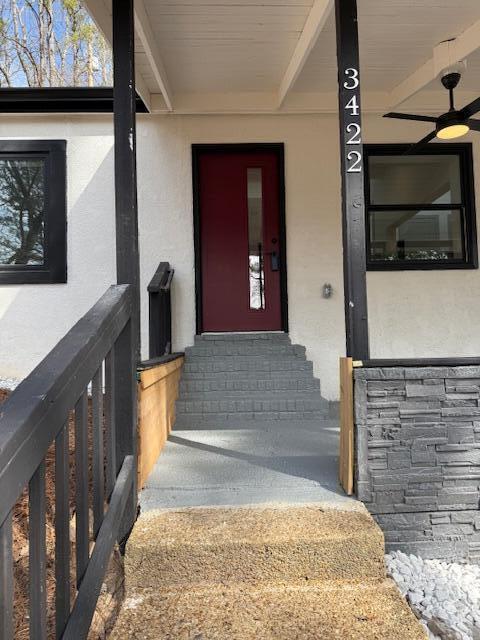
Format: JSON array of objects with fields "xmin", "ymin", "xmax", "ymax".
[
  {"xmin": 347, "ymin": 150, "xmax": 362, "ymax": 172},
  {"xmin": 346, "ymin": 123, "xmax": 361, "ymax": 145}
]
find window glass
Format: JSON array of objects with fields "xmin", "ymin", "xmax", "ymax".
[
  {"xmin": 0, "ymin": 157, "xmax": 45, "ymax": 266},
  {"xmin": 365, "ymin": 146, "xmax": 477, "ymax": 269},
  {"xmin": 368, "ymin": 209, "xmax": 464, "ymax": 262},
  {"xmin": 0, "ymin": 140, "xmax": 66, "ymax": 285},
  {"xmin": 247, "ymin": 167, "xmax": 265, "ymax": 310},
  {"xmin": 368, "ymin": 155, "xmax": 462, "ymax": 205}
]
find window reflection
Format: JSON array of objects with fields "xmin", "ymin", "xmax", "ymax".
[
  {"xmin": 369, "ymin": 155, "xmax": 461, "ymax": 205},
  {"xmin": 366, "ymin": 151, "xmax": 470, "ymax": 265},
  {"xmin": 369, "ymin": 209, "xmax": 464, "ymax": 262},
  {"xmin": 0, "ymin": 157, "xmax": 45, "ymax": 266}
]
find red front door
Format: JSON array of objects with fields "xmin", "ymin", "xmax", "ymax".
[{"xmin": 197, "ymin": 149, "xmax": 284, "ymax": 332}]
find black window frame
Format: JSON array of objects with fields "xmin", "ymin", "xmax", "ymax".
[
  {"xmin": 364, "ymin": 143, "xmax": 478, "ymax": 271},
  {"xmin": 0, "ymin": 139, "xmax": 67, "ymax": 284}
]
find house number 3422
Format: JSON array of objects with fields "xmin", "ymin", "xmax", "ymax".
[{"xmin": 344, "ymin": 68, "xmax": 362, "ymax": 173}]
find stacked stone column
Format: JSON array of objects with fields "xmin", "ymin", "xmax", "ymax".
[{"xmin": 355, "ymin": 366, "xmax": 480, "ymax": 562}]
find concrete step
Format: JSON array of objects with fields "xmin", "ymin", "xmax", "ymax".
[
  {"xmin": 178, "ymin": 389, "xmax": 323, "ymax": 400},
  {"xmin": 168, "ymin": 416, "xmax": 338, "ymax": 433},
  {"xmin": 179, "ymin": 377, "xmax": 320, "ymax": 393},
  {"xmin": 181, "ymin": 368, "xmax": 317, "ymax": 381},
  {"xmin": 125, "ymin": 504, "xmax": 385, "ymax": 591},
  {"xmin": 183, "ymin": 358, "xmax": 314, "ymax": 374},
  {"xmin": 186, "ymin": 343, "xmax": 306, "ymax": 358},
  {"xmin": 174, "ymin": 410, "xmax": 329, "ymax": 425},
  {"xmin": 195, "ymin": 332, "xmax": 291, "ymax": 344},
  {"xmin": 111, "ymin": 579, "xmax": 426, "ymax": 640},
  {"xmin": 176, "ymin": 393, "xmax": 328, "ymax": 416}
]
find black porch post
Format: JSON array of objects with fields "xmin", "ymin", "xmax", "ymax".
[
  {"xmin": 112, "ymin": 0, "xmax": 139, "ymax": 538},
  {"xmin": 335, "ymin": 0, "xmax": 369, "ymax": 360}
]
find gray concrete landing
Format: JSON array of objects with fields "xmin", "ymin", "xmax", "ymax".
[{"xmin": 140, "ymin": 418, "xmax": 352, "ymax": 511}]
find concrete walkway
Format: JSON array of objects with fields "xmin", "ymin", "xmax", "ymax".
[
  {"xmin": 140, "ymin": 417, "xmax": 352, "ymax": 511},
  {"xmin": 112, "ymin": 503, "xmax": 427, "ymax": 640}
]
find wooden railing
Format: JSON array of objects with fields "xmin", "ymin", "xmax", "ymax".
[
  {"xmin": 0, "ymin": 285, "xmax": 136, "ymax": 639},
  {"xmin": 148, "ymin": 262, "xmax": 174, "ymax": 358}
]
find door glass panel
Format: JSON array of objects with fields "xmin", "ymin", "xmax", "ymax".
[
  {"xmin": 0, "ymin": 157, "xmax": 45, "ymax": 265},
  {"xmin": 247, "ymin": 168, "xmax": 265, "ymax": 309}
]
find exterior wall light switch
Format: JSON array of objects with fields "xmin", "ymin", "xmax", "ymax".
[{"xmin": 322, "ymin": 283, "xmax": 333, "ymax": 299}]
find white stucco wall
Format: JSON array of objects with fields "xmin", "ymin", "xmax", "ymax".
[
  {"xmin": 1, "ymin": 111, "xmax": 479, "ymax": 399},
  {"xmin": 0, "ymin": 117, "xmax": 116, "ymax": 379},
  {"xmin": 137, "ymin": 113, "xmax": 346, "ymax": 400},
  {"xmin": 363, "ymin": 115, "xmax": 480, "ymax": 360}
]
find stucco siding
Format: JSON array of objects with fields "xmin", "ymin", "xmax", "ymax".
[
  {"xmin": 0, "ymin": 112, "xmax": 479, "ymax": 399},
  {"xmin": 0, "ymin": 117, "xmax": 116, "ymax": 379}
]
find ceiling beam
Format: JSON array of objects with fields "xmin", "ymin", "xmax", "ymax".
[
  {"xmin": 277, "ymin": 0, "xmax": 333, "ymax": 107},
  {"xmin": 134, "ymin": 0, "xmax": 173, "ymax": 111},
  {"xmin": 82, "ymin": 0, "xmax": 112, "ymax": 43},
  {"xmin": 134, "ymin": 70, "xmax": 152, "ymax": 113},
  {"xmin": 390, "ymin": 58, "xmax": 435, "ymax": 109},
  {"xmin": 82, "ymin": 0, "xmax": 154, "ymax": 112},
  {"xmin": 390, "ymin": 17, "xmax": 480, "ymax": 108}
]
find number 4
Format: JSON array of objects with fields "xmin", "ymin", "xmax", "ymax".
[{"xmin": 345, "ymin": 95, "xmax": 359, "ymax": 116}]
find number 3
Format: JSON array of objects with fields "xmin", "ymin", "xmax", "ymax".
[{"xmin": 344, "ymin": 68, "xmax": 359, "ymax": 90}]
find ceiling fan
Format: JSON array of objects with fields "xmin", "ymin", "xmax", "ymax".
[{"xmin": 383, "ymin": 71, "xmax": 480, "ymax": 153}]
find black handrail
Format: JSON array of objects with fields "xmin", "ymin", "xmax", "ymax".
[
  {"xmin": 0, "ymin": 284, "xmax": 136, "ymax": 639},
  {"xmin": 148, "ymin": 261, "xmax": 174, "ymax": 358}
]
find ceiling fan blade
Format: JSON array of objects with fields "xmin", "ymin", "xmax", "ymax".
[
  {"xmin": 468, "ymin": 118, "xmax": 480, "ymax": 132},
  {"xmin": 460, "ymin": 96, "xmax": 480, "ymax": 119},
  {"xmin": 404, "ymin": 130, "xmax": 437, "ymax": 155},
  {"xmin": 384, "ymin": 112, "xmax": 437, "ymax": 123}
]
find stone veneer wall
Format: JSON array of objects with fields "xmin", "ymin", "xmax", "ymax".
[{"xmin": 354, "ymin": 366, "xmax": 480, "ymax": 563}]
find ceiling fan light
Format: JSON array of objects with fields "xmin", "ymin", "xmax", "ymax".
[{"xmin": 437, "ymin": 123, "xmax": 470, "ymax": 139}]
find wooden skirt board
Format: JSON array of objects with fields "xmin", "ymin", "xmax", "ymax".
[
  {"xmin": 137, "ymin": 357, "xmax": 184, "ymax": 489},
  {"xmin": 339, "ymin": 357, "xmax": 354, "ymax": 495}
]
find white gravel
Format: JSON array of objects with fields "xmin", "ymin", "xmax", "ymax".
[
  {"xmin": 0, "ymin": 377, "xmax": 20, "ymax": 391},
  {"xmin": 386, "ymin": 551, "xmax": 480, "ymax": 640}
]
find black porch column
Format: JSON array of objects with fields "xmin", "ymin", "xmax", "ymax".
[
  {"xmin": 113, "ymin": 0, "xmax": 139, "ymax": 301},
  {"xmin": 335, "ymin": 0, "xmax": 369, "ymax": 360},
  {"xmin": 112, "ymin": 0, "xmax": 139, "ymax": 538}
]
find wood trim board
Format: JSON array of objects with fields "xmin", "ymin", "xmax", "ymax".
[
  {"xmin": 137, "ymin": 356, "xmax": 184, "ymax": 488},
  {"xmin": 339, "ymin": 356, "xmax": 354, "ymax": 495}
]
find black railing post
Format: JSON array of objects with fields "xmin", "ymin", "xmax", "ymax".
[
  {"xmin": 148, "ymin": 290, "xmax": 161, "ymax": 358},
  {"xmin": 113, "ymin": 0, "xmax": 139, "ymax": 539},
  {"xmin": 148, "ymin": 262, "xmax": 173, "ymax": 358},
  {"xmin": 335, "ymin": 0, "xmax": 369, "ymax": 360},
  {"xmin": 0, "ymin": 512, "xmax": 13, "ymax": 640},
  {"xmin": 165, "ymin": 288, "xmax": 172, "ymax": 354}
]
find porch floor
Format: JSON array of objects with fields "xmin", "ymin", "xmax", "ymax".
[{"xmin": 140, "ymin": 417, "xmax": 352, "ymax": 511}]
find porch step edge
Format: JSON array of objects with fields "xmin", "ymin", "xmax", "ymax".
[
  {"xmin": 111, "ymin": 579, "xmax": 426, "ymax": 640},
  {"xmin": 125, "ymin": 504, "xmax": 385, "ymax": 590}
]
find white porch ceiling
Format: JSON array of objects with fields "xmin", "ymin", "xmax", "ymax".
[
  {"xmin": 83, "ymin": 0, "xmax": 480, "ymax": 114},
  {"xmin": 143, "ymin": 0, "xmax": 312, "ymax": 94}
]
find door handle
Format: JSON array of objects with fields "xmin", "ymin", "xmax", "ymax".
[{"xmin": 270, "ymin": 251, "xmax": 280, "ymax": 271}]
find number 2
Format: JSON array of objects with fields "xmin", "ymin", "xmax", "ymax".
[
  {"xmin": 346, "ymin": 123, "xmax": 361, "ymax": 145},
  {"xmin": 347, "ymin": 151, "xmax": 362, "ymax": 172},
  {"xmin": 344, "ymin": 68, "xmax": 359, "ymax": 90}
]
